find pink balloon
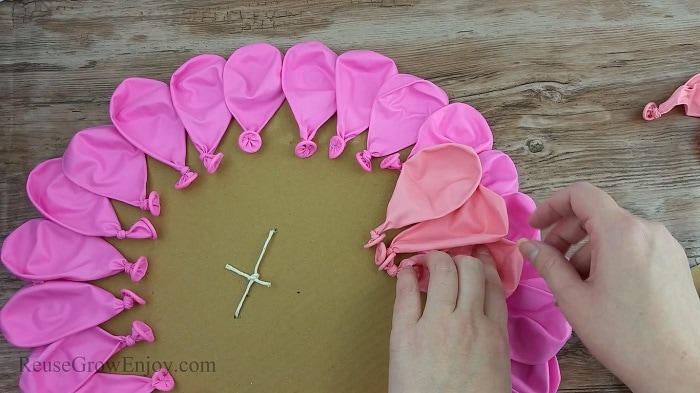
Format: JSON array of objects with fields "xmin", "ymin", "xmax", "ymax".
[
  {"xmin": 479, "ymin": 150, "xmax": 519, "ymax": 196},
  {"xmin": 282, "ymin": 41, "xmax": 338, "ymax": 158},
  {"xmin": 0, "ymin": 281, "xmax": 145, "ymax": 347},
  {"xmin": 171, "ymin": 54, "xmax": 231, "ymax": 173},
  {"xmin": 224, "ymin": 43, "xmax": 285, "ymax": 154},
  {"xmin": 20, "ymin": 321, "xmax": 154, "ymax": 393},
  {"xmin": 330, "ymin": 50, "xmax": 398, "ymax": 159},
  {"xmin": 507, "ymin": 281, "xmax": 572, "ymax": 365},
  {"xmin": 365, "ymin": 144, "xmax": 482, "ymax": 248},
  {"xmin": 62, "ymin": 124, "xmax": 160, "ymax": 216},
  {"xmin": 1, "ymin": 219, "xmax": 148, "ymax": 283},
  {"xmin": 504, "ymin": 192, "xmax": 539, "ymax": 242},
  {"xmin": 376, "ymin": 185, "xmax": 510, "ymax": 276},
  {"xmin": 75, "ymin": 369, "xmax": 175, "ymax": 393},
  {"xmin": 27, "ymin": 158, "xmax": 157, "ymax": 240},
  {"xmin": 406, "ymin": 102, "xmax": 494, "ymax": 164},
  {"xmin": 643, "ymin": 73, "xmax": 700, "ymax": 121},
  {"xmin": 357, "ymin": 74, "xmax": 448, "ymax": 171},
  {"xmin": 110, "ymin": 77, "xmax": 198, "ymax": 189},
  {"xmin": 512, "ymin": 357, "xmax": 562, "ymax": 393}
]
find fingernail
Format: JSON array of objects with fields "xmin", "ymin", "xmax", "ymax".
[
  {"xmin": 475, "ymin": 245, "xmax": 489, "ymax": 256},
  {"xmin": 517, "ymin": 239, "xmax": 539, "ymax": 261}
]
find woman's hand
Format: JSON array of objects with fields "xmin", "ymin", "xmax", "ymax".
[
  {"xmin": 518, "ymin": 182, "xmax": 700, "ymax": 393},
  {"xmin": 388, "ymin": 250, "xmax": 511, "ymax": 393}
]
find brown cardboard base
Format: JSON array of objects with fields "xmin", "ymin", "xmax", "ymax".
[{"xmin": 96, "ymin": 103, "xmax": 405, "ymax": 392}]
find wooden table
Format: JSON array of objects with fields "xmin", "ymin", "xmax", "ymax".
[{"xmin": 1, "ymin": 1, "xmax": 699, "ymax": 391}]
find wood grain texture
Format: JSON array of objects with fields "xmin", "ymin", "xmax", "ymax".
[{"xmin": 2, "ymin": 0, "xmax": 700, "ymax": 391}]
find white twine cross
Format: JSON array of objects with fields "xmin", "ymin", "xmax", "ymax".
[{"xmin": 225, "ymin": 229, "xmax": 276, "ymax": 318}]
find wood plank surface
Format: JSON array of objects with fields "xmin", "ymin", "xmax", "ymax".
[{"xmin": 2, "ymin": 0, "xmax": 700, "ymax": 391}]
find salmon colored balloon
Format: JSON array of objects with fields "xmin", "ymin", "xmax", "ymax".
[
  {"xmin": 330, "ymin": 50, "xmax": 398, "ymax": 159},
  {"xmin": 20, "ymin": 321, "xmax": 154, "ymax": 393},
  {"xmin": 171, "ymin": 54, "xmax": 231, "ymax": 173},
  {"xmin": 643, "ymin": 73, "xmax": 700, "ymax": 120},
  {"xmin": 375, "ymin": 185, "xmax": 510, "ymax": 276},
  {"xmin": 0, "ymin": 281, "xmax": 145, "ymax": 347},
  {"xmin": 27, "ymin": 158, "xmax": 157, "ymax": 240},
  {"xmin": 224, "ymin": 43, "xmax": 285, "ymax": 154},
  {"xmin": 62, "ymin": 124, "xmax": 160, "ymax": 216},
  {"xmin": 402, "ymin": 102, "xmax": 493, "ymax": 167},
  {"xmin": 110, "ymin": 77, "xmax": 198, "ymax": 189},
  {"xmin": 357, "ymin": 74, "xmax": 448, "ymax": 171},
  {"xmin": 1, "ymin": 219, "xmax": 148, "ymax": 283},
  {"xmin": 75, "ymin": 369, "xmax": 175, "ymax": 393},
  {"xmin": 396, "ymin": 238, "xmax": 521, "ymax": 297},
  {"xmin": 365, "ymin": 144, "xmax": 482, "ymax": 248},
  {"xmin": 282, "ymin": 41, "xmax": 338, "ymax": 158}
]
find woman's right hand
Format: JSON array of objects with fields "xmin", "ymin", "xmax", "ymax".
[{"xmin": 518, "ymin": 182, "xmax": 700, "ymax": 393}]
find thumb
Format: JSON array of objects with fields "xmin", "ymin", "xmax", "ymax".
[{"xmin": 518, "ymin": 239, "xmax": 585, "ymax": 306}]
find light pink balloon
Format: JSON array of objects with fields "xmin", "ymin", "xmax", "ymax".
[
  {"xmin": 365, "ymin": 144, "xmax": 482, "ymax": 248},
  {"xmin": 62, "ymin": 124, "xmax": 160, "ymax": 216},
  {"xmin": 20, "ymin": 321, "xmax": 154, "ymax": 393},
  {"xmin": 376, "ymin": 185, "xmax": 510, "ymax": 276},
  {"xmin": 110, "ymin": 77, "xmax": 198, "ymax": 189},
  {"xmin": 330, "ymin": 50, "xmax": 398, "ymax": 159},
  {"xmin": 224, "ymin": 43, "xmax": 285, "ymax": 154},
  {"xmin": 357, "ymin": 74, "xmax": 448, "ymax": 171},
  {"xmin": 1, "ymin": 219, "xmax": 148, "ymax": 283},
  {"xmin": 27, "ymin": 158, "xmax": 157, "ymax": 240},
  {"xmin": 171, "ymin": 54, "xmax": 231, "ymax": 173},
  {"xmin": 282, "ymin": 41, "xmax": 338, "ymax": 158},
  {"xmin": 643, "ymin": 73, "xmax": 700, "ymax": 120},
  {"xmin": 0, "ymin": 281, "xmax": 145, "ymax": 347}
]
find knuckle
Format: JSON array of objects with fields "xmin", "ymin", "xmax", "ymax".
[
  {"xmin": 432, "ymin": 257, "xmax": 457, "ymax": 274},
  {"xmin": 396, "ymin": 277, "xmax": 418, "ymax": 297},
  {"xmin": 455, "ymin": 256, "xmax": 484, "ymax": 272}
]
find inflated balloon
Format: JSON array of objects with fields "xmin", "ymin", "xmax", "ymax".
[
  {"xmin": 62, "ymin": 124, "xmax": 160, "ymax": 216},
  {"xmin": 224, "ymin": 43, "xmax": 285, "ymax": 154},
  {"xmin": 110, "ymin": 77, "xmax": 198, "ymax": 189},
  {"xmin": 282, "ymin": 41, "xmax": 338, "ymax": 158},
  {"xmin": 27, "ymin": 158, "xmax": 157, "ymax": 239},
  {"xmin": 171, "ymin": 54, "xmax": 231, "ymax": 173},
  {"xmin": 330, "ymin": 50, "xmax": 398, "ymax": 159}
]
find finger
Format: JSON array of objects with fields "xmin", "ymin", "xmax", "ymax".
[
  {"xmin": 475, "ymin": 248, "xmax": 508, "ymax": 329},
  {"xmin": 543, "ymin": 215, "xmax": 588, "ymax": 254},
  {"xmin": 529, "ymin": 182, "xmax": 619, "ymax": 230},
  {"xmin": 424, "ymin": 251, "xmax": 459, "ymax": 318},
  {"xmin": 569, "ymin": 242, "xmax": 593, "ymax": 279},
  {"xmin": 518, "ymin": 239, "xmax": 586, "ymax": 309},
  {"xmin": 392, "ymin": 267, "xmax": 422, "ymax": 330},
  {"xmin": 453, "ymin": 255, "xmax": 486, "ymax": 316}
]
